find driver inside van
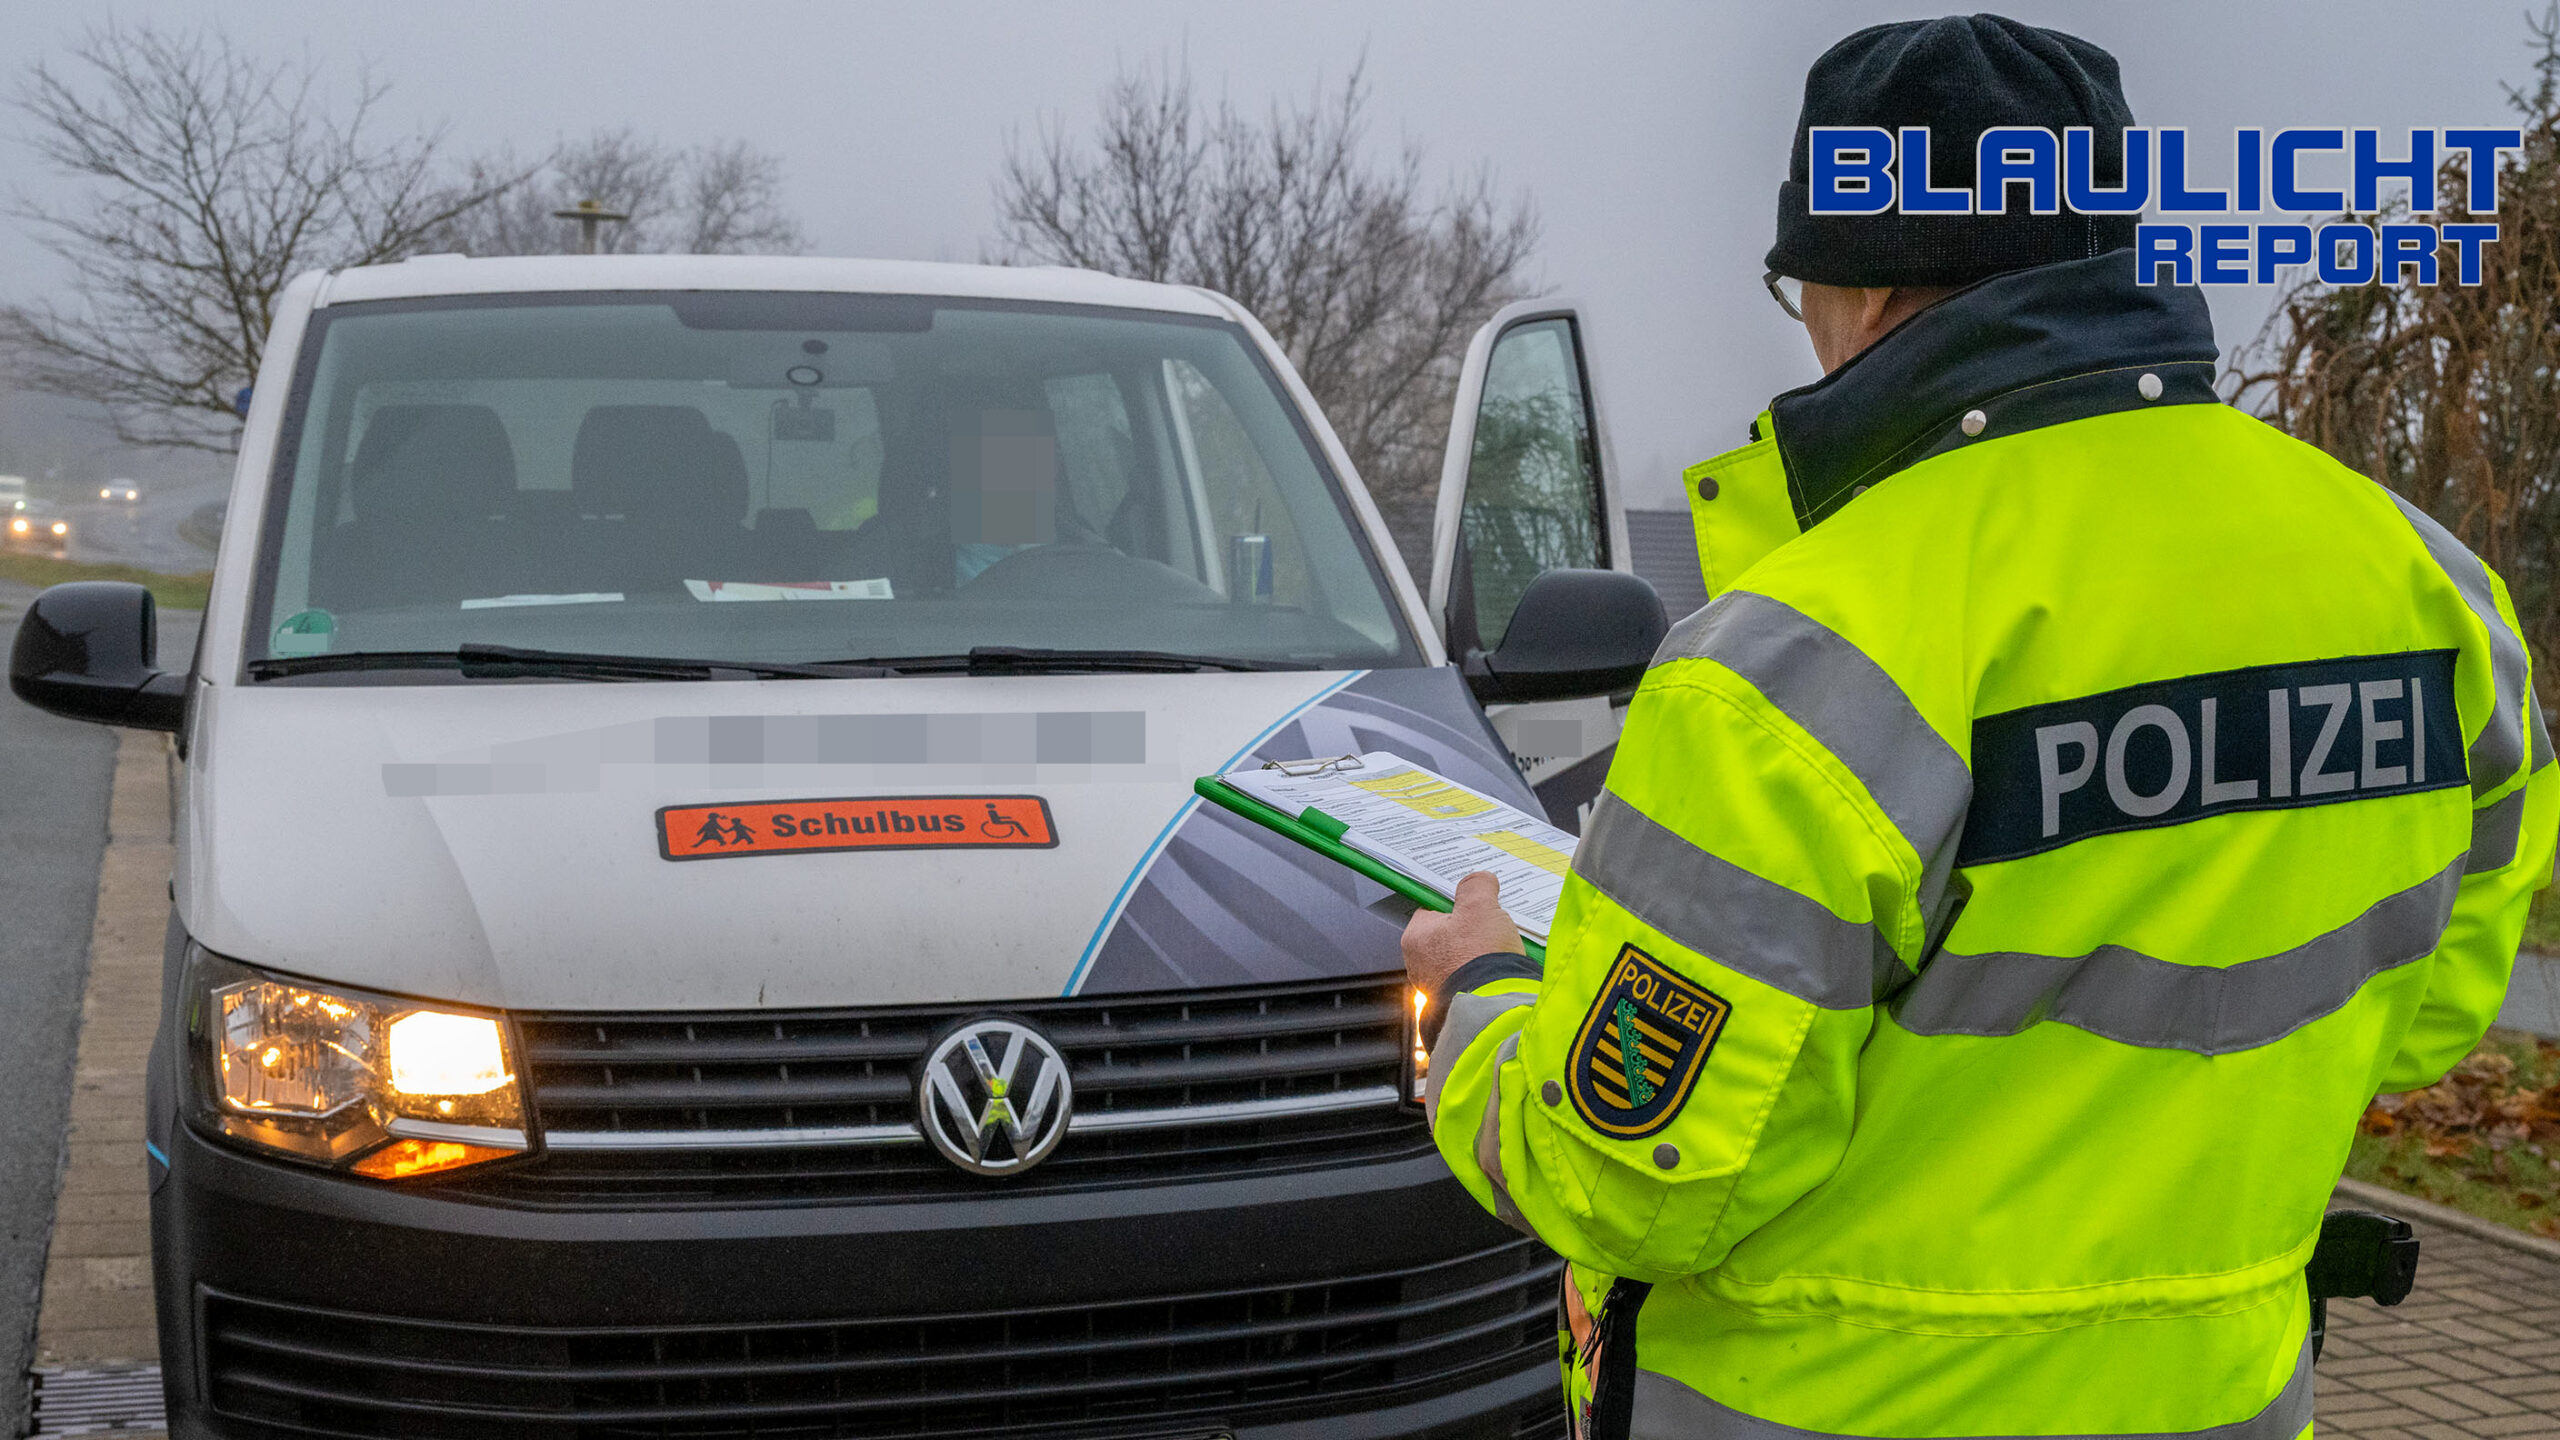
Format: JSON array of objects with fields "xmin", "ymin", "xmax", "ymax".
[{"xmin": 949, "ymin": 407, "xmax": 1062, "ymax": 584}]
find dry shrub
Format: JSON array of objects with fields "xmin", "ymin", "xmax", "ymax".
[{"xmin": 2238, "ymin": 9, "xmax": 2560, "ymax": 687}]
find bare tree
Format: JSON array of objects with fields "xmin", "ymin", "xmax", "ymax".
[
  {"xmin": 2237, "ymin": 6, "xmax": 2560, "ymax": 687},
  {"xmin": 435, "ymin": 128, "xmax": 804, "ymax": 258},
  {"xmin": 2, "ymin": 22, "xmax": 516, "ymax": 451},
  {"xmin": 993, "ymin": 60, "xmax": 1540, "ymax": 570},
  {"xmin": 679, "ymin": 139, "xmax": 804, "ymax": 254}
]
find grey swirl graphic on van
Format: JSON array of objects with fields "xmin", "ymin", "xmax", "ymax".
[{"xmin": 1075, "ymin": 667, "xmax": 1540, "ymax": 995}]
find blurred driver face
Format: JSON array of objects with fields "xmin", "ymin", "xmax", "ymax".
[{"xmin": 950, "ymin": 408, "xmax": 1058, "ymax": 583}]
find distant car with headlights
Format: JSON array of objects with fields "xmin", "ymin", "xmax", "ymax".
[
  {"xmin": 100, "ymin": 480, "xmax": 142, "ymax": 502},
  {"xmin": 5, "ymin": 506, "xmax": 70, "ymax": 554},
  {"xmin": 6, "ymin": 253, "xmax": 1667, "ymax": 1440},
  {"xmin": 0, "ymin": 474, "xmax": 26, "ymax": 513}
]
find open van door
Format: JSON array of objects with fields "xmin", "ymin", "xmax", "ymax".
[{"xmin": 1427, "ymin": 301, "xmax": 1637, "ymax": 833}]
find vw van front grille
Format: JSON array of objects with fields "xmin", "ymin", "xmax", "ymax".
[
  {"xmin": 461, "ymin": 977, "xmax": 1428, "ymax": 1206},
  {"xmin": 201, "ymin": 1238, "xmax": 1562, "ymax": 1439}
]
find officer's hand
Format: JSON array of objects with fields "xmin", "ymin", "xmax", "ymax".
[{"xmin": 1402, "ymin": 871, "xmax": 1526, "ymax": 998}]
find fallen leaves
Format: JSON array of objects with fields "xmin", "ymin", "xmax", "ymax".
[
  {"xmin": 2356, "ymin": 1035, "xmax": 2560, "ymax": 1236},
  {"xmin": 2365, "ymin": 1044, "xmax": 2560, "ymax": 1147}
]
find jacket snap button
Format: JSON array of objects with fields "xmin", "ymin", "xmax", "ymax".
[
  {"xmin": 1960, "ymin": 409, "xmax": 1988, "ymax": 437},
  {"xmin": 2138, "ymin": 372, "xmax": 2164, "ymax": 402},
  {"xmin": 1653, "ymin": 1143, "xmax": 1679, "ymax": 1169},
  {"xmin": 1696, "ymin": 476, "xmax": 1720, "ymax": 502},
  {"xmin": 1542, "ymin": 1081, "xmax": 1562, "ymax": 1106}
]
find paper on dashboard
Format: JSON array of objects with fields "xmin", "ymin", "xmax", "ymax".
[{"xmin": 1219, "ymin": 751, "xmax": 1578, "ymax": 941}]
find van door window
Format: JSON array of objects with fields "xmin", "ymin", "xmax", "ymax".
[
  {"xmin": 1045, "ymin": 374, "xmax": 1133, "ymax": 541},
  {"xmin": 1166, "ymin": 358, "xmax": 1321, "ymax": 610},
  {"xmin": 1459, "ymin": 318, "xmax": 1606, "ymax": 649}
]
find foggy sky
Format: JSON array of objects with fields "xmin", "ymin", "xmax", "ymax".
[{"xmin": 2, "ymin": 1, "xmax": 2545, "ymax": 509}]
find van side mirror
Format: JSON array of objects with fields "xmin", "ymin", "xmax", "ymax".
[
  {"xmin": 1460, "ymin": 568, "xmax": 1665, "ymax": 704},
  {"xmin": 10, "ymin": 581, "xmax": 186, "ymax": 731}
]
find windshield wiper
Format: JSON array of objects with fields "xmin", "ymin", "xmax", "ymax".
[
  {"xmin": 247, "ymin": 645, "xmax": 891, "ymax": 682},
  {"xmin": 829, "ymin": 646, "xmax": 1310, "ymax": 675},
  {"xmin": 453, "ymin": 645, "xmax": 894, "ymax": 680},
  {"xmin": 247, "ymin": 643, "xmax": 1303, "ymax": 682}
]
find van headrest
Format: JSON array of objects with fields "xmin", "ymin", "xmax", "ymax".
[
  {"xmin": 570, "ymin": 406, "xmax": 747, "ymax": 524},
  {"xmin": 350, "ymin": 406, "xmax": 517, "ymax": 524}
]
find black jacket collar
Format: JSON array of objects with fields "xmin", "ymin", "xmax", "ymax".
[{"xmin": 1768, "ymin": 251, "xmax": 2221, "ymax": 527}]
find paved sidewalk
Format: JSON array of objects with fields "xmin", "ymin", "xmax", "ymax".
[
  {"xmin": 2505, "ymin": 952, "xmax": 2560, "ymax": 1039},
  {"xmin": 24, "ymin": 729, "xmax": 169, "ymax": 1438},
  {"xmin": 0, "ymin": 582, "xmax": 118, "ymax": 1440},
  {"xmin": 2316, "ymin": 1199, "xmax": 2560, "ymax": 1437},
  {"xmin": 33, "ymin": 728, "xmax": 169, "ymax": 1369}
]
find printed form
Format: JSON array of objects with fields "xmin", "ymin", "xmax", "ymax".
[{"xmin": 1220, "ymin": 751, "xmax": 1579, "ymax": 941}]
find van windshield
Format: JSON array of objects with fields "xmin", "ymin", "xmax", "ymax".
[{"xmin": 246, "ymin": 291, "xmax": 1416, "ymax": 675}]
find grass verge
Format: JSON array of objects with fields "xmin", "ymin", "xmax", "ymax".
[
  {"xmin": 2526, "ymin": 887, "xmax": 2560, "ymax": 953},
  {"xmin": 0, "ymin": 551, "xmax": 210, "ymax": 610},
  {"xmin": 2347, "ymin": 1026, "xmax": 2560, "ymax": 1239}
]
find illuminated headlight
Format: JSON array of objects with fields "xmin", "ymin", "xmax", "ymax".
[
  {"xmin": 8, "ymin": 518, "xmax": 24, "ymax": 534},
  {"xmin": 1405, "ymin": 985, "xmax": 1430, "ymax": 1107},
  {"xmin": 185, "ymin": 948, "xmax": 529, "ymax": 1178},
  {"xmin": 49, "ymin": 521, "xmax": 67, "ymax": 536},
  {"xmin": 100, "ymin": 488, "xmax": 111, "ymax": 499}
]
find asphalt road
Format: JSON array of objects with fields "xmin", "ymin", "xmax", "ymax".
[
  {"xmin": 56, "ymin": 474, "xmax": 226, "ymax": 574},
  {"xmin": 0, "ymin": 579, "xmax": 117, "ymax": 1437}
]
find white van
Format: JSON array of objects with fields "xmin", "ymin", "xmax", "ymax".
[{"xmin": 9, "ymin": 255, "xmax": 1666, "ymax": 1439}]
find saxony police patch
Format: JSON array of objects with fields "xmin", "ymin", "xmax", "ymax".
[{"xmin": 1568, "ymin": 944, "xmax": 1731, "ymax": 1138}]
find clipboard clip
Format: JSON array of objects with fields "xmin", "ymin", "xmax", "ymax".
[{"xmin": 1262, "ymin": 754, "xmax": 1365, "ymax": 777}]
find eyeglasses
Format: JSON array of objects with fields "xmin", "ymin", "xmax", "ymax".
[{"xmin": 1764, "ymin": 270, "xmax": 1805, "ymax": 323}]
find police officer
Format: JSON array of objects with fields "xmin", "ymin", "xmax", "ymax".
[{"xmin": 1404, "ymin": 15, "xmax": 2557, "ymax": 1439}]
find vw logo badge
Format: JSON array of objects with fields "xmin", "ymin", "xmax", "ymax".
[{"xmin": 918, "ymin": 1018, "xmax": 1073, "ymax": 1176}]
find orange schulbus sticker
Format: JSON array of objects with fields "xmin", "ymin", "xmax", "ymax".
[{"xmin": 657, "ymin": 795, "xmax": 1057, "ymax": 861}]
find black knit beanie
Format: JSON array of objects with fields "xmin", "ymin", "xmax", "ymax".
[{"xmin": 1767, "ymin": 14, "xmax": 2141, "ymax": 288}]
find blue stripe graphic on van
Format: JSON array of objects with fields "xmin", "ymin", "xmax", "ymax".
[{"xmin": 1060, "ymin": 671, "xmax": 1366, "ymax": 996}]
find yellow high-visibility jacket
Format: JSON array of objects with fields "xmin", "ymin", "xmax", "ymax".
[{"xmin": 1425, "ymin": 252, "xmax": 2555, "ymax": 1439}]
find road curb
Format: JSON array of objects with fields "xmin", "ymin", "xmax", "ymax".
[{"xmin": 2334, "ymin": 1174, "xmax": 2560, "ymax": 1263}]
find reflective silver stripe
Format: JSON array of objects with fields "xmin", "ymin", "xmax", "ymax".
[
  {"xmin": 1894, "ymin": 858, "xmax": 2462, "ymax": 1054},
  {"xmin": 1427, "ymin": 991, "xmax": 1536, "ymax": 1128},
  {"xmin": 2388, "ymin": 492, "xmax": 2529, "ymax": 793},
  {"xmin": 1474, "ymin": 1034, "xmax": 1533, "ymax": 1238},
  {"xmin": 1576, "ymin": 790, "xmax": 1895, "ymax": 1009},
  {"xmin": 546, "ymin": 1123, "xmax": 919, "ymax": 1151},
  {"xmin": 543, "ymin": 1086, "xmax": 1402, "ymax": 1153},
  {"xmin": 1068, "ymin": 1087, "xmax": 1400, "ymax": 1132},
  {"xmin": 2468, "ymin": 788, "xmax": 2527, "ymax": 875},
  {"xmin": 1630, "ymin": 1335, "xmax": 2312, "ymax": 1440},
  {"xmin": 1654, "ymin": 591, "xmax": 1973, "ymax": 928},
  {"xmin": 386, "ymin": 1118, "xmax": 526, "ymax": 1148},
  {"xmin": 2535, "ymin": 702, "xmax": 2553, "ymax": 771}
]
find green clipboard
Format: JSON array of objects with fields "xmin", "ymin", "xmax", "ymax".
[{"xmin": 1192, "ymin": 774, "xmax": 1549, "ymax": 963}]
